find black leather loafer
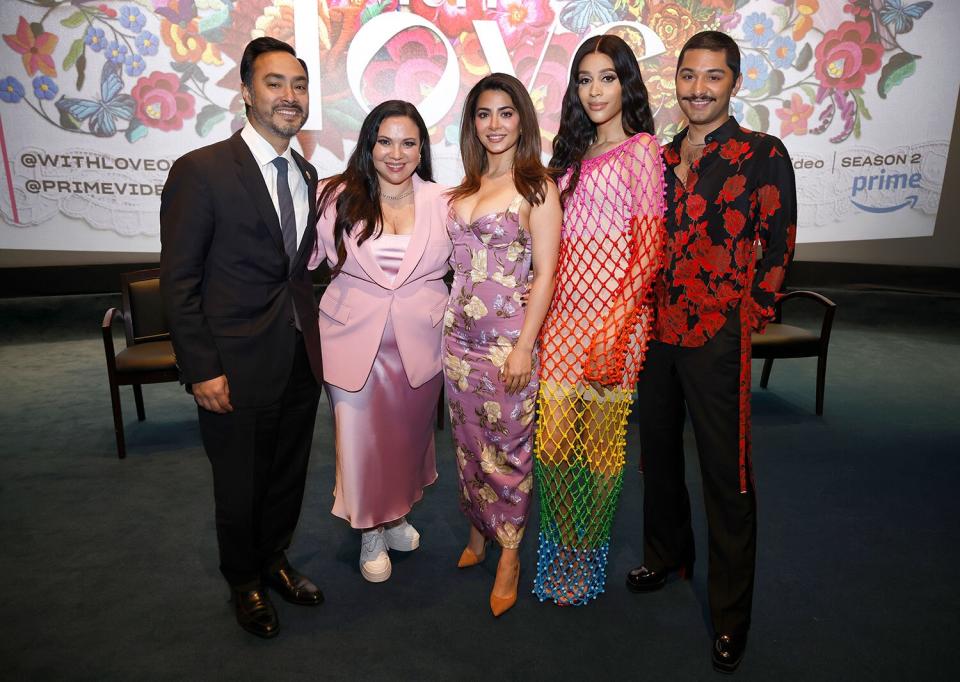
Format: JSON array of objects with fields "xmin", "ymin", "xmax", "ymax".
[
  {"xmin": 265, "ymin": 564, "xmax": 324, "ymax": 606},
  {"xmin": 712, "ymin": 632, "xmax": 748, "ymax": 674},
  {"xmin": 232, "ymin": 587, "xmax": 279, "ymax": 639},
  {"xmin": 625, "ymin": 562, "xmax": 693, "ymax": 593}
]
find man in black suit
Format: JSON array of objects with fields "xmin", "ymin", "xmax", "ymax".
[{"xmin": 160, "ymin": 37, "xmax": 324, "ymax": 639}]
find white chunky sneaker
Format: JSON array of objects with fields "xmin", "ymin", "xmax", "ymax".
[
  {"xmin": 383, "ymin": 517, "xmax": 420, "ymax": 552},
  {"xmin": 359, "ymin": 527, "xmax": 391, "ymax": 583}
]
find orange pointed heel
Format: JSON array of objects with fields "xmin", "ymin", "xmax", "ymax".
[
  {"xmin": 490, "ymin": 563, "xmax": 520, "ymax": 617},
  {"xmin": 457, "ymin": 545, "xmax": 486, "ymax": 568}
]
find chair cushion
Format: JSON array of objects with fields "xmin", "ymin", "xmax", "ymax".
[
  {"xmin": 115, "ymin": 340, "xmax": 177, "ymax": 373},
  {"xmin": 751, "ymin": 323, "xmax": 820, "ymax": 358}
]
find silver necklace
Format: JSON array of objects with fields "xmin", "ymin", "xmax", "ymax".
[{"xmin": 381, "ymin": 188, "xmax": 413, "ymax": 201}]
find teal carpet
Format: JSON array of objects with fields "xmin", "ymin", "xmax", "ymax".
[{"xmin": 1, "ymin": 287, "xmax": 957, "ymax": 680}]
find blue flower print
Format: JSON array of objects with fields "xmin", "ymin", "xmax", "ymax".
[
  {"xmin": 32, "ymin": 76, "xmax": 58, "ymax": 101},
  {"xmin": 84, "ymin": 26, "xmax": 106, "ymax": 52},
  {"xmin": 135, "ymin": 30, "xmax": 160, "ymax": 57},
  {"xmin": 769, "ymin": 36, "xmax": 797, "ymax": 69},
  {"xmin": 105, "ymin": 41, "xmax": 128, "ymax": 65},
  {"xmin": 119, "ymin": 6, "xmax": 147, "ymax": 33},
  {"xmin": 730, "ymin": 98, "xmax": 745, "ymax": 121},
  {"xmin": 0, "ymin": 76, "xmax": 25, "ymax": 103},
  {"xmin": 124, "ymin": 53, "xmax": 146, "ymax": 77},
  {"xmin": 743, "ymin": 12, "xmax": 775, "ymax": 47},
  {"xmin": 741, "ymin": 54, "xmax": 769, "ymax": 91}
]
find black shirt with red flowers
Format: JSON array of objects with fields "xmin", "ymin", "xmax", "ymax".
[{"xmin": 655, "ymin": 117, "xmax": 797, "ymax": 347}]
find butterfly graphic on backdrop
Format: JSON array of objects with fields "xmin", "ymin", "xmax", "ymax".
[
  {"xmin": 55, "ymin": 62, "xmax": 135, "ymax": 137},
  {"xmin": 880, "ymin": 0, "xmax": 933, "ymax": 34},
  {"xmin": 155, "ymin": 0, "xmax": 198, "ymax": 26}
]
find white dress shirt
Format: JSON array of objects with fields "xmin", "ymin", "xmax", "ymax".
[{"xmin": 240, "ymin": 123, "xmax": 309, "ymax": 251}]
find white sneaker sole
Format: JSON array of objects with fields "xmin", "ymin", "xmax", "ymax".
[
  {"xmin": 384, "ymin": 534, "xmax": 420, "ymax": 552},
  {"xmin": 360, "ymin": 562, "xmax": 392, "ymax": 583}
]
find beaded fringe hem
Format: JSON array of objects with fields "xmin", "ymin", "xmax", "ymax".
[{"xmin": 533, "ymin": 534, "xmax": 610, "ymax": 606}]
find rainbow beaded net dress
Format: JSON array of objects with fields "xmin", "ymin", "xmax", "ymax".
[{"xmin": 533, "ymin": 133, "xmax": 664, "ymax": 605}]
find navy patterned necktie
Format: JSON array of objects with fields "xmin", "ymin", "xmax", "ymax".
[{"xmin": 271, "ymin": 156, "xmax": 298, "ymax": 263}]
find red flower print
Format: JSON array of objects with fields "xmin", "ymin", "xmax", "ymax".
[
  {"xmin": 718, "ymin": 175, "xmax": 746, "ymax": 204},
  {"xmin": 720, "ymin": 139, "xmax": 750, "ymax": 165},
  {"xmin": 686, "ymin": 194, "xmax": 707, "ymax": 221},
  {"xmin": 3, "ymin": 16, "xmax": 58, "ymax": 77},
  {"xmin": 760, "ymin": 265, "xmax": 785, "ymax": 293},
  {"xmin": 757, "ymin": 185, "xmax": 781, "ymax": 220},
  {"xmin": 723, "ymin": 207, "xmax": 746, "ymax": 237},
  {"xmin": 814, "ymin": 20, "xmax": 883, "ymax": 92},
  {"xmin": 132, "ymin": 71, "xmax": 196, "ymax": 131}
]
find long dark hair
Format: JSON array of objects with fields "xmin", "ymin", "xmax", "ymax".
[
  {"xmin": 549, "ymin": 35, "xmax": 655, "ymax": 205},
  {"xmin": 448, "ymin": 73, "xmax": 552, "ymax": 207},
  {"xmin": 317, "ymin": 100, "xmax": 434, "ymax": 276}
]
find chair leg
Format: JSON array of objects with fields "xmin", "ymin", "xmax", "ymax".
[
  {"xmin": 109, "ymin": 380, "xmax": 127, "ymax": 459},
  {"xmin": 133, "ymin": 384, "xmax": 146, "ymax": 421},
  {"xmin": 815, "ymin": 352, "xmax": 828, "ymax": 416},
  {"xmin": 760, "ymin": 358, "xmax": 774, "ymax": 388}
]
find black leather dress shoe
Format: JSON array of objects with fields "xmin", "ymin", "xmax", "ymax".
[
  {"xmin": 625, "ymin": 562, "xmax": 693, "ymax": 593},
  {"xmin": 712, "ymin": 632, "xmax": 748, "ymax": 674},
  {"xmin": 265, "ymin": 564, "xmax": 324, "ymax": 606},
  {"xmin": 232, "ymin": 587, "xmax": 279, "ymax": 639}
]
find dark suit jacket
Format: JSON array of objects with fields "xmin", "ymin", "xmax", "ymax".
[{"xmin": 160, "ymin": 130, "xmax": 323, "ymax": 409}]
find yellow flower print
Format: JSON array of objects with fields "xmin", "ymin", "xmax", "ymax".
[
  {"xmin": 479, "ymin": 443, "xmax": 512, "ymax": 475},
  {"xmin": 444, "ymin": 352, "xmax": 472, "ymax": 391},
  {"xmin": 518, "ymin": 473, "xmax": 533, "ymax": 494},
  {"xmin": 491, "ymin": 267, "xmax": 518, "ymax": 289},
  {"xmin": 487, "ymin": 336, "xmax": 514, "ymax": 370},
  {"xmin": 463, "ymin": 296, "xmax": 488, "ymax": 320},
  {"xmin": 482, "ymin": 401, "xmax": 502, "ymax": 423},
  {"xmin": 470, "ymin": 248, "xmax": 487, "ymax": 283},
  {"xmin": 518, "ymin": 397, "xmax": 535, "ymax": 427},
  {"xmin": 496, "ymin": 522, "xmax": 523, "ymax": 549},
  {"xmin": 478, "ymin": 483, "xmax": 500, "ymax": 504}
]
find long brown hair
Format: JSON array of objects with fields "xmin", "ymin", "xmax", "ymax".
[
  {"xmin": 448, "ymin": 73, "xmax": 552, "ymax": 207},
  {"xmin": 317, "ymin": 100, "xmax": 433, "ymax": 277}
]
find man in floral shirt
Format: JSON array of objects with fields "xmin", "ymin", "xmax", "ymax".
[{"xmin": 626, "ymin": 31, "xmax": 796, "ymax": 673}]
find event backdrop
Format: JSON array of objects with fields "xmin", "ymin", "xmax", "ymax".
[{"xmin": 0, "ymin": 0, "xmax": 957, "ymax": 252}]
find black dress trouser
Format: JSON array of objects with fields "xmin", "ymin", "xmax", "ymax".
[
  {"xmin": 636, "ymin": 312, "xmax": 756, "ymax": 635},
  {"xmin": 197, "ymin": 333, "xmax": 321, "ymax": 590}
]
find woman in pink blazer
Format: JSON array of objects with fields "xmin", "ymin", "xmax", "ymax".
[{"xmin": 309, "ymin": 100, "xmax": 451, "ymax": 583}]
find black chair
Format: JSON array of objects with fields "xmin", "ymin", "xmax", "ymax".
[
  {"xmin": 751, "ymin": 290, "xmax": 837, "ymax": 415},
  {"xmin": 101, "ymin": 269, "xmax": 178, "ymax": 458}
]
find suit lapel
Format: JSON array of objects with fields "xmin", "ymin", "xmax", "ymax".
[
  {"xmin": 230, "ymin": 132, "xmax": 285, "ymax": 257},
  {"xmin": 347, "ymin": 230, "xmax": 395, "ymax": 290},
  {"xmin": 291, "ymin": 149, "xmax": 317, "ymax": 271},
  {"xmin": 391, "ymin": 176, "xmax": 432, "ymax": 287}
]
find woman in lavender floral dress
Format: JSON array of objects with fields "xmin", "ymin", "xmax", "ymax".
[{"xmin": 442, "ymin": 74, "xmax": 561, "ymax": 617}]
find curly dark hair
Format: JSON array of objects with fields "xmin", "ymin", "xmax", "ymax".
[
  {"xmin": 549, "ymin": 34, "xmax": 654, "ymax": 205},
  {"xmin": 317, "ymin": 100, "xmax": 434, "ymax": 277}
]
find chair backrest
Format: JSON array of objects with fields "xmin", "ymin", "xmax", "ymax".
[{"xmin": 120, "ymin": 269, "xmax": 169, "ymax": 346}]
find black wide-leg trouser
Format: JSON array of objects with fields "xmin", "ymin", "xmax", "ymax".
[{"xmin": 636, "ymin": 312, "xmax": 756, "ymax": 636}]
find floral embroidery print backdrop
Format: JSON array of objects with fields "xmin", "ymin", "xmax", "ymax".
[{"xmin": 0, "ymin": 0, "xmax": 956, "ymax": 251}]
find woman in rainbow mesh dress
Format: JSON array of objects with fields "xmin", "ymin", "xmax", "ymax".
[{"xmin": 533, "ymin": 35, "xmax": 665, "ymax": 606}]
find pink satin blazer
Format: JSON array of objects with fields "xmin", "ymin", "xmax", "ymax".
[{"xmin": 310, "ymin": 176, "xmax": 452, "ymax": 392}]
